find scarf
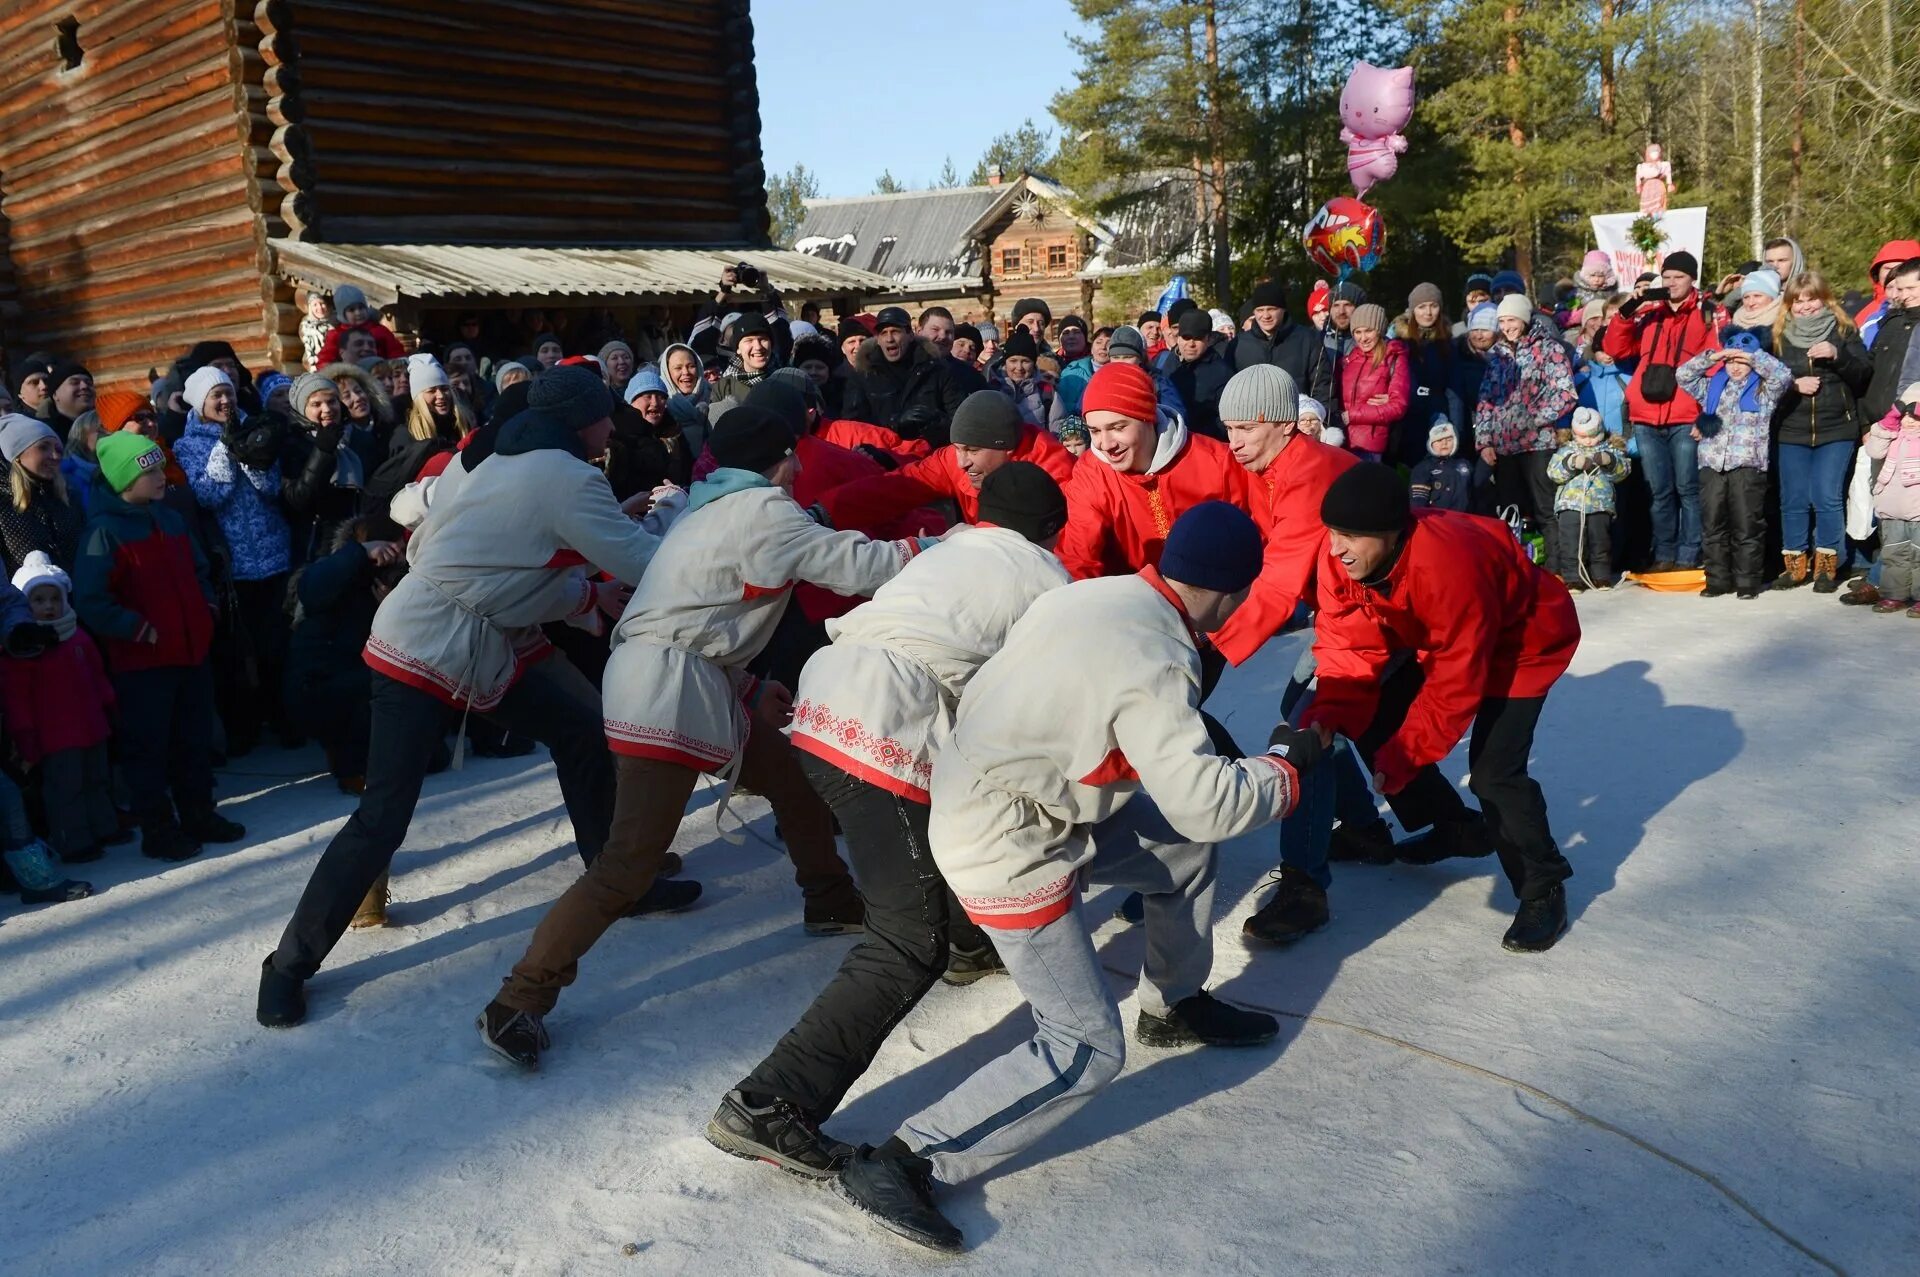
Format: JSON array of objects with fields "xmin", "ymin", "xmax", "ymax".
[
  {"xmin": 1785, "ymin": 311, "xmax": 1838, "ymax": 348},
  {"xmin": 1702, "ymin": 366, "xmax": 1765, "ymax": 417},
  {"xmin": 1732, "ymin": 301, "xmax": 1782, "ymax": 333}
]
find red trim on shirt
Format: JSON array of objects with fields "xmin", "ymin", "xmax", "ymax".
[
  {"xmin": 1078, "ymin": 746, "xmax": 1140, "ymax": 788},
  {"xmin": 741, "ymin": 580, "xmax": 792, "ymax": 601},
  {"xmin": 966, "ymin": 896, "xmax": 1074, "ymax": 930},
  {"xmin": 790, "ymin": 733, "xmax": 931, "ymax": 804}
]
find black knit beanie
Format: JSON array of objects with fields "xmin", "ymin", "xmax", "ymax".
[
  {"xmin": 977, "ymin": 461, "xmax": 1069, "ymax": 544},
  {"xmin": 528, "ymin": 366, "xmax": 613, "ymax": 432},
  {"xmin": 709, "ymin": 403, "xmax": 794, "ymax": 474},
  {"xmin": 949, "ymin": 390, "xmax": 1022, "ymax": 450},
  {"xmin": 1319, "ymin": 462, "xmax": 1410, "ymax": 535}
]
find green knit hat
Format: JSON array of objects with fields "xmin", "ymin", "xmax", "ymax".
[{"xmin": 97, "ymin": 431, "xmax": 166, "ymax": 492}]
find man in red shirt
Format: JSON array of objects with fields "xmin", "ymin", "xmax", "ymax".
[
  {"xmin": 1056, "ymin": 363, "xmax": 1257, "ymax": 581},
  {"xmin": 820, "ymin": 391, "xmax": 1072, "ymax": 531},
  {"xmin": 1301, "ymin": 463, "xmax": 1580, "ymax": 951}
]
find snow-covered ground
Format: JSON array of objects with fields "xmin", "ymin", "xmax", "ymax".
[{"xmin": 1, "ymin": 587, "xmax": 1912, "ymax": 1276}]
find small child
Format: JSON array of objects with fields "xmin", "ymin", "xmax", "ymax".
[
  {"xmin": 1546, "ymin": 407, "xmax": 1630, "ymax": 590},
  {"xmin": 73, "ymin": 433, "xmax": 243, "ymax": 862},
  {"xmin": 1677, "ymin": 332, "xmax": 1790, "ymax": 598},
  {"xmin": 1297, "ymin": 395, "xmax": 1346, "ymax": 449},
  {"xmin": 2, "ymin": 552, "xmax": 122, "ymax": 863},
  {"xmin": 1056, "ymin": 414, "xmax": 1089, "ymax": 457},
  {"xmin": 299, "ymin": 288, "xmax": 337, "ymax": 371},
  {"xmin": 1409, "ymin": 418, "xmax": 1484, "ymax": 512},
  {"xmin": 1861, "ymin": 382, "xmax": 1920, "ymax": 615},
  {"xmin": 0, "ymin": 769, "xmax": 90, "ymax": 904}
]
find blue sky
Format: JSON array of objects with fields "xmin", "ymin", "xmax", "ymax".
[{"xmin": 754, "ymin": 0, "xmax": 1086, "ymax": 198}]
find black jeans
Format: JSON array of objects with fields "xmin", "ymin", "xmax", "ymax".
[
  {"xmin": 1700, "ymin": 467, "xmax": 1768, "ymax": 592},
  {"xmin": 270, "ymin": 655, "xmax": 615, "ymax": 981},
  {"xmin": 739, "ymin": 753, "xmax": 989, "ymax": 1120},
  {"xmin": 1494, "ymin": 450, "xmax": 1558, "ymax": 566},
  {"xmin": 1555, "ymin": 511, "xmax": 1614, "ymax": 585},
  {"xmin": 114, "ymin": 663, "xmax": 217, "ymax": 825}
]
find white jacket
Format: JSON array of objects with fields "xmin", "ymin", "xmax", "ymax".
[
  {"xmin": 364, "ymin": 445, "xmax": 658, "ymax": 710},
  {"xmin": 930, "ymin": 570, "xmax": 1298, "ymax": 929},
  {"xmin": 790, "ymin": 526, "xmax": 1071, "ymax": 801},
  {"xmin": 602, "ymin": 470, "xmax": 922, "ymax": 770}
]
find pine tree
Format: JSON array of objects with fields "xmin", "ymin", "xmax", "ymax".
[
  {"xmin": 874, "ymin": 170, "xmax": 906, "ymax": 194},
  {"xmin": 937, "ymin": 155, "xmax": 960, "ymax": 187},
  {"xmin": 764, "ymin": 162, "xmax": 821, "ymax": 248},
  {"xmin": 968, "ymin": 119, "xmax": 1055, "ymax": 183}
]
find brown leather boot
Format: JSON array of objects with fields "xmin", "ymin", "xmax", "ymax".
[
  {"xmin": 350, "ymin": 873, "xmax": 390, "ymax": 929},
  {"xmin": 1811, "ymin": 549, "xmax": 1840, "ymax": 593},
  {"xmin": 1772, "ymin": 551, "xmax": 1810, "ymax": 590}
]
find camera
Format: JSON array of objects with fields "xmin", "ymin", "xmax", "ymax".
[{"xmin": 726, "ymin": 261, "xmax": 767, "ymax": 292}]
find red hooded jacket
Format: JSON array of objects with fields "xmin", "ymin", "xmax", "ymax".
[
  {"xmin": 820, "ymin": 425, "xmax": 1072, "ymax": 531},
  {"xmin": 1600, "ymin": 288, "xmax": 1720, "ymax": 427},
  {"xmin": 1302, "ymin": 509, "xmax": 1579, "ymax": 794},
  {"xmin": 315, "ymin": 320, "xmax": 408, "ymax": 367},
  {"xmin": 1057, "ymin": 419, "xmax": 1258, "ymax": 580},
  {"xmin": 816, "ymin": 417, "xmax": 932, "ymax": 464},
  {"xmin": 0, "ymin": 631, "xmax": 115, "ymax": 764},
  {"xmin": 793, "ymin": 434, "xmax": 946, "ymax": 623},
  {"xmin": 1212, "ymin": 436, "xmax": 1357, "ymax": 665},
  {"xmin": 1338, "ymin": 339, "xmax": 1413, "ymax": 455}
]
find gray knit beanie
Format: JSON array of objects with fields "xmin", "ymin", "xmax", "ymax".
[
  {"xmin": 1218, "ymin": 364, "xmax": 1300, "ymax": 425},
  {"xmin": 332, "ymin": 283, "xmax": 368, "ymax": 313},
  {"xmin": 290, "ymin": 372, "xmax": 336, "ymax": 422},
  {"xmin": 1349, "ymin": 303, "xmax": 1389, "ymax": 334},
  {"xmin": 949, "ymin": 390, "xmax": 1022, "ymax": 451},
  {"xmin": 1408, "ymin": 282, "xmax": 1444, "ymax": 310},
  {"xmin": 1330, "ymin": 281, "xmax": 1367, "ymax": 305},
  {"xmin": 1108, "ymin": 325, "xmax": 1146, "ymax": 359}
]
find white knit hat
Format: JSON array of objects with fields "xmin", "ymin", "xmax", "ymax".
[
  {"xmin": 1571, "ymin": 406, "xmax": 1605, "ymax": 438},
  {"xmin": 183, "ymin": 365, "xmax": 233, "ymax": 416},
  {"xmin": 1428, "ymin": 418, "xmax": 1457, "ymax": 447},
  {"xmin": 408, "ymin": 353, "xmax": 449, "ymax": 394},
  {"xmin": 1297, "ymin": 395, "xmax": 1327, "ymax": 423},
  {"xmin": 1496, "ymin": 295, "xmax": 1535, "ymax": 323},
  {"xmin": 9, "ymin": 549, "xmax": 70, "ymax": 603}
]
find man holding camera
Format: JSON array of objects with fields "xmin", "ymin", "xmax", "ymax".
[
  {"xmin": 841, "ymin": 307, "xmax": 967, "ymax": 447},
  {"xmin": 690, "ymin": 262, "xmax": 789, "ymax": 366},
  {"xmin": 1601, "ymin": 250, "xmax": 1719, "ymax": 572}
]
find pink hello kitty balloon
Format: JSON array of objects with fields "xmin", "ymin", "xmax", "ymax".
[{"xmin": 1339, "ymin": 61, "xmax": 1416, "ymax": 196}]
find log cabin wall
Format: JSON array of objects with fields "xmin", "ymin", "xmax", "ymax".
[
  {"xmin": 982, "ymin": 214, "xmax": 1094, "ymax": 324},
  {"xmin": 0, "ymin": 1, "xmax": 268, "ymax": 387},
  {"xmin": 263, "ymin": 0, "xmax": 769, "ymax": 248}
]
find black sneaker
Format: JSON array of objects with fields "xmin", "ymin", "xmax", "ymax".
[
  {"xmin": 1394, "ymin": 814, "xmax": 1493, "ymax": 865},
  {"xmin": 1327, "ymin": 820, "xmax": 1397, "ymax": 865},
  {"xmin": 1242, "ymin": 866, "xmax": 1329, "ymax": 945},
  {"xmin": 181, "ymin": 809, "xmax": 245, "ymax": 844},
  {"xmin": 836, "ymin": 1146, "xmax": 963, "ymax": 1253},
  {"xmin": 705, "ymin": 1090, "xmax": 850, "ymax": 1179},
  {"xmin": 942, "ymin": 942, "xmax": 1007, "ymax": 986},
  {"xmin": 140, "ymin": 821, "xmax": 203, "ymax": 862},
  {"xmin": 1136, "ymin": 991, "xmax": 1279, "ymax": 1048},
  {"xmin": 256, "ymin": 956, "xmax": 306, "ymax": 1027},
  {"xmin": 803, "ymin": 886, "xmax": 864, "ymax": 936},
  {"xmin": 1701, "ymin": 584, "xmax": 1732, "ymax": 598},
  {"xmin": 1114, "ymin": 890, "xmax": 1145, "ymax": 924},
  {"xmin": 1736, "ymin": 588, "xmax": 1761, "ymax": 600},
  {"xmin": 477, "ymin": 999, "xmax": 549, "ymax": 1069},
  {"xmin": 1502, "ymin": 885, "xmax": 1569, "ymax": 953},
  {"xmin": 623, "ymin": 877, "xmax": 703, "ymax": 918}
]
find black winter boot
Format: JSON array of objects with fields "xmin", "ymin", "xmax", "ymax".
[
  {"xmin": 476, "ymin": 999, "xmax": 549, "ymax": 1069},
  {"xmin": 140, "ymin": 821, "xmax": 203, "ymax": 862},
  {"xmin": 1242, "ymin": 866, "xmax": 1329, "ymax": 945},
  {"xmin": 256, "ymin": 956, "xmax": 306, "ymax": 1027},
  {"xmin": 1327, "ymin": 819, "xmax": 1397, "ymax": 864},
  {"xmin": 1394, "ymin": 813, "xmax": 1493, "ymax": 865},
  {"xmin": 1136, "ymin": 991, "xmax": 1279, "ymax": 1048},
  {"xmin": 836, "ymin": 1142, "xmax": 963, "ymax": 1253},
  {"xmin": 181, "ymin": 808, "xmax": 245, "ymax": 844},
  {"xmin": 623, "ymin": 877, "xmax": 703, "ymax": 918},
  {"xmin": 1502, "ymin": 885, "xmax": 1569, "ymax": 953},
  {"xmin": 705, "ymin": 1089, "xmax": 850, "ymax": 1179}
]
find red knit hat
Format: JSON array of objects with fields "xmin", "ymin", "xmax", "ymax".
[
  {"xmin": 1081, "ymin": 363, "xmax": 1158, "ymax": 423},
  {"xmin": 1307, "ymin": 280, "xmax": 1331, "ymax": 317}
]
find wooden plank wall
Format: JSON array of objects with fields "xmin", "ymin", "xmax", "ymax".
[
  {"xmin": 0, "ymin": 1, "xmax": 267, "ymax": 387},
  {"xmin": 273, "ymin": 0, "xmax": 770, "ymax": 247}
]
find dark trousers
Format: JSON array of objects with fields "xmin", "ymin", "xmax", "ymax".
[
  {"xmin": 740, "ymin": 754, "xmax": 989, "ymax": 1119},
  {"xmin": 219, "ymin": 575, "xmax": 291, "ymax": 752},
  {"xmin": 1554, "ymin": 511, "xmax": 1614, "ymax": 585},
  {"xmin": 1348, "ymin": 653, "xmax": 1470, "ymax": 835},
  {"xmin": 1494, "ymin": 450, "xmax": 1558, "ymax": 565},
  {"xmin": 1700, "ymin": 466, "xmax": 1768, "ymax": 591},
  {"xmin": 271, "ymin": 656, "xmax": 615, "ymax": 980},
  {"xmin": 287, "ymin": 667, "xmax": 373, "ymax": 778},
  {"xmin": 114, "ymin": 663, "xmax": 217, "ymax": 825},
  {"xmin": 40, "ymin": 743, "xmax": 120, "ymax": 856}
]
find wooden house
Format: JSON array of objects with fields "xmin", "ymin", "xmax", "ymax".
[{"xmin": 0, "ymin": 1, "xmax": 893, "ymax": 386}]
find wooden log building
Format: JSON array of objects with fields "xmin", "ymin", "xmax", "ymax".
[{"xmin": 0, "ymin": 1, "xmax": 893, "ymax": 387}]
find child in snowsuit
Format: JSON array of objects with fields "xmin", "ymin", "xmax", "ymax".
[
  {"xmin": 73, "ymin": 433, "xmax": 242, "ymax": 862},
  {"xmin": 1546, "ymin": 407, "xmax": 1630, "ymax": 589},
  {"xmin": 299, "ymin": 289, "xmax": 337, "ymax": 371},
  {"xmin": 0, "ymin": 768, "xmax": 90, "ymax": 904},
  {"xmin": 1861, "ymin": 383, "xmax": 1920, "ymax": 615},
  {"xmin": 1676, "ymin": 333, "xmax": 1791, "ymax": 598},
  {"xmin": 1409, "ymin": 418, "xmax": 1485, "ymax": 512},
  {"xmin": 2, "ymin": 552, "xmax": 122, "ymax": 862}
]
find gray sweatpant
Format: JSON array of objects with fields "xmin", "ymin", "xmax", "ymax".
[{"xmin": 898, "ymin": 795, "xmax": 1215, "ymax": 1186}]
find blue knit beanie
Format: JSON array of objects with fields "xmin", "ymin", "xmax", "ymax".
[{"xmin": 1158, "ymin": 502, "xmax": 1263, "ymax": 594}]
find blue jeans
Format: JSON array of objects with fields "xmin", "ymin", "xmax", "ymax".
[
  {"xmin": 1632, "ymin": 424, "xmax": 1701, "ymax": 565},
  {"xmin": 1277, "ymin": 648, "xmax": 1385, "ymax": 890},
  {"xmin": 1776, "ymin": 440, "xmax": 1854, "ymax": 554}
]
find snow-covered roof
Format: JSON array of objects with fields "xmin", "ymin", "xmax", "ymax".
[{"xmin": 793, "ymin": 186, "xmax": 1006, "ymax": 289}]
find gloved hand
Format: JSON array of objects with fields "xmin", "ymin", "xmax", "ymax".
[
  {"xmin": 854, "ymin": 444, "xmax": 900, "ymax": 471},
  {"xmin": 3, "ymin": 622, "xmax": 59, "ymax": 657},
  {"xmin": 1266, "ymin": 721, "xmax": 1328, "ymax": 772}
]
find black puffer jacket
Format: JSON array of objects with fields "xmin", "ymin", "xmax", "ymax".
[
  {"xmin": 1776, "ymin": 329, "xmax": 1871, "ymax": 448},
  {"xmin": 603, "ymin": 401, "xmax": 686, "ymax": 501},
  {"xmin": 0, "ymin": 474, "xmax": 85, "ymax": 576},
  {"xmin": 1864, "ymin": 304, "xmax": 1920, "ymax": 422},
  {"xmin": 1230, "ymin": 320, "xmax": 1322, "ymax": 389},
  {"xmin": 840, "ymin": 338, "xmax": 966, "ymax": 446}
]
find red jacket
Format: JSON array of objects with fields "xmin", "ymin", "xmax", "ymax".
[
  {"xmin": 315, "ymin": 320, "xmax": 408, "ymax": 367},
  {"xmin": 1600, "ymin": 289, "xmax": 1720, "ymax": 427},
  {"xmin": 816, "ymin": 417, "xmax": 932, "ymax": 464},
  {"xmin": 1057, "ymin": 428, "xmax": 1258, "ymax": 580},
  {"xmin": 1303, "ymin": 509, "xmax": 1579, "ymax": 794},
  {"xmin": 1213, "ymin": 437, "xmax": 1357, "ymax": 665},
  {"xmin": 73, "ymin": 488, "xmax": 216, "ymax": 675},
  {"xmin": 793, "ymin": 434, "xmax": 946, "ymax": 623},
  {"xmin": 820, "ymin": 425, "xmax": 1073, "ymax": 531},
  {"xmin": 0, "ymin": 631, "xmax": 114, "ymax": 764},
  {"xmin": 1338, "ymin": 340, "xmax": 1413, "ymax": 454}
]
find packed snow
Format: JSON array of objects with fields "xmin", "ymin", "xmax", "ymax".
[{"xmin": 1, "ymin": 587, "xmax": 1911, "ymax": 1276}]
